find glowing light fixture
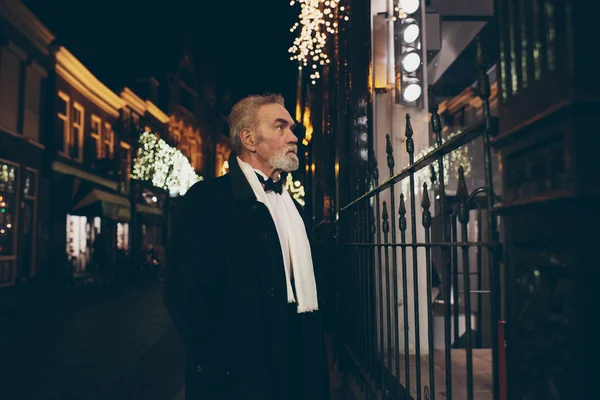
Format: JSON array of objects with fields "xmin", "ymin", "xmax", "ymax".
[
  {"xmin": 288, "ymin": 0, "xmax": 346, "ymax": 84},
  {"xmin": 396, "ymin": 0, "xmax": 424, "ymax": 106},
  {"xmin": 400, "ymin": 0, "xmax": 420, "ymax": 15},
  {"xmin": 403, "ymin": 22, "xmax": 420, "ymax": 43},
  {"xmin": 402, "ymin": 51, "xmax": 421, "ymax": 73},
  {"xmin": 403, "ymin": 83, "xmax": 422, "ymax": 102}
]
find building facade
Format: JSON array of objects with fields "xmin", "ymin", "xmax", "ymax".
[
  {"xmin": 0, "ymin": 0, "xmax": 54, "ymax": 287},
  {"xmin": 49, "ymin": 46, "xmax": 129, "ymax": 282},
  {"xmin": 0, "ymin": 0, "xmax": 227, "ymax": 290},
  {"xmin": 290, "ymin": 0, "xmax": 502, "ymax": 399},
  {"xmin": 119, "ymin": 86, "xmax": 172, "ymax": 266},
  {"xmin": 290, "ymin": 0, "xmax": 594, "ymax": 399}
]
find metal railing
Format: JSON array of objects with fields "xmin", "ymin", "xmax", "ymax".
[{"xmin": 336, "ymin": 39, "xmax": 501, "ymax": 400}]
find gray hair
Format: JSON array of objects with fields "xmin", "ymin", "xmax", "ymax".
[{"xmin": 228, "ymin": 93, "xmax": 285, "ymax": 154}]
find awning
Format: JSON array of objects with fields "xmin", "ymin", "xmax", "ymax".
[
  {"xmin": 52, "ymin": 161, "xmax": 119, "ymax": 190},
  {"xmin": 72, "ymin": 189, "xmax": 163, "ymax": 221},
  {"xmin": 73, "ymin": 189, "xmax": 131, "ymax": 221},
  {"xmin": 137, "ymin": 204, "xmax": 162, "ymax": 216}
]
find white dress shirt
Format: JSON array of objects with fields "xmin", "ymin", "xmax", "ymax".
[{"xmin": 254, "ymin": 169, "xmax": 292, "ymax": 280}]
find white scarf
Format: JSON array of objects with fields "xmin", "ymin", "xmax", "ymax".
[{"xmin": 237, "ymin": 157, "xmax": 319, "ymax": 313}]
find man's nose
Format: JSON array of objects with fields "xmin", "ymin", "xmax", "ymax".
[{"xmin": 288, "ymin": 129, "xmax": 299, "ymax": 144}]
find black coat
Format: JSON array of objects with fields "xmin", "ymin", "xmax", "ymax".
[{"xmin": 163, "ymin": 154, "xmax": 330, "ymax": 400}]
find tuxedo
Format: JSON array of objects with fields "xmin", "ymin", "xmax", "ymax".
[{"xmin": 163, "ymin": 153, "xmax": 330, "ymax": 399}]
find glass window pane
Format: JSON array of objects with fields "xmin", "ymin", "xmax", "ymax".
[
  {"xmin": 0, "ymin": 48, "xmax": 21, "ymax": 132},
  {"xmin": 0, "ymin": 163, "xmax": 17, "ymax": 194},
  {"xmin": 57, "ymin": 96, "xmax": 67, "ymax": 116},
  {"xmin": 23, "ymin": 169, "xmax": 37, "ymax": 197},
  {"xmin": 0, "ymin": 162, "xmax": 18, "ymax": 256}
]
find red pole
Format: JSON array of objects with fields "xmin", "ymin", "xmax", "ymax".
[{"xmin": 498, "ymin": 320, "xmax": 507, "ymax": 400}]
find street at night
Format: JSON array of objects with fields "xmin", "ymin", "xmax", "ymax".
[
  {"xmin": 0, "ymin": 0, "xmax": 595, "ymax": 399},
  {"xmin": 1, "ymin": 283, "xmax": 185, "ymax": 400}
]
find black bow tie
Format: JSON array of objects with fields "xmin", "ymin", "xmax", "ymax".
[{"xmin": 255, "ymin": 173, "xmax": 283, "ymax": 194}]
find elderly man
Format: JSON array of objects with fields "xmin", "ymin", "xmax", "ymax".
[{"xmin": 164, "ymin": 93, "xmax": 330, "ymax": 400}]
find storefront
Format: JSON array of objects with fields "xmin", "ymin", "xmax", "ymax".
[
  {"xmin": 0, "ymin": 160, "xmax": 20, "ymax": 286},
  {"xmin": 0, "ymin": 158, "xmax": 42, "ymax": 288},
  {"xmin": 67, "ymin": 186, "xmax": 129, "ymax": 276},
  {"xmin": 65, "ymin": 183, "xmax": 163, "ymax": 276},
  {"xmin": 65, "ymin": 214, "xmax": 101, "ymax": 273}
]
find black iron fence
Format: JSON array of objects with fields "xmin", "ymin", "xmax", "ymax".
[{"xmin": 335, "ymin": 40, "xmax": 502, "ymax": 400}]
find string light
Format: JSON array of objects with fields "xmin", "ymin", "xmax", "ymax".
[
  {"xmin": 131, "ymin": 131, "xmax": 203, "ymax": 196},
  {"xmin": 284, "ymin": 173, "xmax": 306, "ymax": 206},
  {"xmin": 289, "ymin": 0, "xmax": 347, "ymax": 84},
  {"xmin": 400, "ymin": 130, "xmax": 473, "ymax": 196}
]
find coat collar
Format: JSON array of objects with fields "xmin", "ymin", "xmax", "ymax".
[
  {"xmin": 228, "ymin": 152, "xmax": 305, "ymax": 216},
  {"xmin": 228, "ymin": 151, "xmax": 257, "ymax": 202}
]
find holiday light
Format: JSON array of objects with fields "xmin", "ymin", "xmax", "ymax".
[
  {"xmin": 284, "ymin": 173, "xmax": 306, "ymax": 206},
  {"xmin": 131, "ymin": 131, "xmax": 202, "ymax": 196},
  {"xmin": 400, "ymin": 130, "xmax": 473, "ymax": 196},
  {"xmin": 288, "ymin": 0, "xmax": 346, "ymax": 84},
  {"xmin": 302, "ymin": 104, "xmax": 313, "ymax": 142}
]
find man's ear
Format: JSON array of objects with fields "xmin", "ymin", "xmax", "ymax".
[{"xmin": 240, "ymin": 128, "xmax": 258, "ymax": 153}]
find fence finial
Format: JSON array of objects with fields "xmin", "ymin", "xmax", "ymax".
[
  {"xmin": 385, "ymin": 133, "xmax": 395, "ymax": 172},
  {"xmin": 371, "ymin": 150, "xmax": 379, "ymax": 185},
  {"xmin": 422, "ymin": 182, "xmax": 431, "ymax": 228},
  {"xmin": 428, "ymin": 85, "xmax": 443, "ymax": 146},
  {"xmin": 456, "ymin": 166, "xmax": 470, "ymax": 224},
  {"xmin": 371, "ymin": 208, "xmax": 376, "ymax": 236},
  {"xmin": 399, "ymin": 193, "xmax": 407, "ymax": 231},
  {"xmin": 428, "ymin": 84, "xmax": 439, "ymax": 113},
  {"xmin": 456, "ymin": 166, "xmax": 469, "ymax": 198},
  {"xmin": 405, "ymin": 113, "xmax": 414, "ymax": 157},
  {"xmin": 382, "ymin": 201, "xmax": 389, "ymax": 234},
  {"xmin": 476, "ymin": 35, "xmax": 490, "ymax": 99},
  {"xmin": 430, "ymin": 164, "xmax": 437, "ymax": 185}
]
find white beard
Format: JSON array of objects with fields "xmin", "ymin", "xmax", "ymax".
[{"xmin": 269, "ymin": 148, "xmax": 299, "ymax": 172}]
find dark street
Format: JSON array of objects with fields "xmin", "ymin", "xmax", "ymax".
[
  {"xmin": 0, "ymin": 0, "xmax": 594, "ymax": 398},
  {"xmin": 1, "ymin": 283, "xmax": 185, "ymax": 400}
]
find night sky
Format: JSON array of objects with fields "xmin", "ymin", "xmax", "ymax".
[{"xmin": 22, "ymin": 0, "xmax": 300, "ymax": 109}]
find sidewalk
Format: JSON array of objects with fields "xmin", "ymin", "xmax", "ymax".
[
  {"xmin": 171, "ymin": 388, "xmax": 185, "ymax": 400},
  {"xmin": 167, "ymin": 333, "xmax": 344, "ymax": 400},
  {"xmin": 91, "ymin": 326, "xmax": 185, "ymax": 400},
  {"xmin": 1, "ymin": 282, "xmax": 182, "ymax": 400}
]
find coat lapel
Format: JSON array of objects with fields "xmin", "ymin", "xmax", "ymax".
[
  {"xmin": 228, "ymin": 152, "xmax": 256, "ymax": 203},
  {"xmin": 227, "ymin": 152, "xmax": 288, "ymax": 302}
]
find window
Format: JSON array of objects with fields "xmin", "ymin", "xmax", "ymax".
[
  {"xmin": 189, "ymin": 139, "xmax": 202, "ymax": 170},
  {"xmin": 91, "ymin": 115, "xmax": 102, "ymax": 160},
  {"xmin": 104, "ymin": 123, "xmax": 114, "ymax": 159},
  {"xmin": 22, "ymin": 169, "xmax": 38, "ymax": 278},
  {"xmin": 0, "ymin": 46, "xmax": 22, "ymax": 132},
  {"xmin": 57, "ymin": 91, "xmax": 70, "ymax": 155},
  {"xmin": 132, "ymin": 113, "xmax": 140, "ymax": 132},
  {"xmin": 121, "ymin": 108, "xmax": 130, "ymax": 135},
  {"xmin": 23, "ymin": 64, "xmax": 44, "ymax": 142},
  {"xmin": 179, "ymin": 139, "xmax": 189, "ymax": 160},
  {"xmin": 117, "ymin": 222, "xmax": 129, "ymax": 251},
  {"xmin": 189, "ymin": 139, "xmax": 196, "ymax": 168},
  {"xmin": 180, "ymin": 87, "xmax": 194, "ymax": 111},
  {"xmin": 71, "ymin": 103, "xmax": 85, "ymax": 161},
  {"xmin": 0, "ymin": 160, "xmax": 19, "ymax": 287},
  {"xmin": 23, "ymin": 169, "xmax": 37, "ymax": 198},
  {"xmin": 172, "ymin": 128, "xmax": 181, "ymax": 144},
  {"xmin": 119, "ymin": 141, "xmax": 131, "ymax": 193}
]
